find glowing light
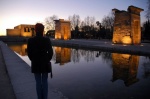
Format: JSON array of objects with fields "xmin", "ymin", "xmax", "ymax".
[
  {"xmin": 55, "ymin": 33, "xmax": 61, "ymax": 39},
  {"xmin": 121, "ymin": 54, "xmax": 131, "ymax": 59},
  {"xmin": 122, "ymin": 36, "xmax": 132, "ymax": 44},
  {"xmin": 64, "ymin": 35, "xmax": 68, "ymax": 40},
  {"xmin": 0, "ymin": 16, "xmax": 41, "ymax": 36}
]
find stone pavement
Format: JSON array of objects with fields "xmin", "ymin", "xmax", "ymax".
[
  {"xmin": 51, "ymin": 39, "xmax": 150, "ymax": 56},
  {"xmin": 0, "ymin": 41, "xmax": 68, "ymax": 99},
  {"xmin": 0, "ymin": 42, "xmax": 16, "ymax": 99},
  {"xmin": 0, "ymin": 39, "xmax": 150, "ymax": 99}
]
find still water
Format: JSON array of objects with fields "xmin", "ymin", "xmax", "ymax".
[{"xmin": 7, "ymin": 43, "xmax": 150, "ymax": 99}]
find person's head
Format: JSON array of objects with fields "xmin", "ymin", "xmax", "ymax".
[{"xmin": 35, "ymin": 23, "xmax": 44, "ymax": 36}]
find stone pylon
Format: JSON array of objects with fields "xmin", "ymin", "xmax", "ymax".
[
  {"xmin": 112, "ymin": 5, "xmax": 143, "ymax": 45},
  {"xmin": 54, "ymin": 19, "xmax": 71, "ymax": 40}
]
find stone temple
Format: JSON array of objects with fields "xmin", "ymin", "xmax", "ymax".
[
  {"xmin": 54, "ymin": 19, "xmax": 71, "ymax": 40},
  {"xmin": 112, "ymin": 5, "xmax": 143, "ymax": 45},
  {"xmin": 7, "ymin": 24, "xmax": 35, "ymax": 37}
]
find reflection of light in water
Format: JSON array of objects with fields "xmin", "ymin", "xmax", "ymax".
[
  {"xmin": 8, "ymin": 44, "xmax": 27, "ymax": 56},
  {"xmin": 112, "ymin": 53, "xmax": 139, "ymax": 86},
  {"xmin": 121, "ymin": 54, "xmax": 130, "ymax": 59},
  {"xmin": 55, "ymin": 47, "xmax": 71, "ymax": 65},
  {"xmin": 7, "ymin": 42, "xmax": 150, "ymax": 98}
]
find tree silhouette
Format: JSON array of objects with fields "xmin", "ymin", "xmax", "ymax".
[{"xmin": 145, "ymin": 0, "xmax": 150, "ymax": 20}]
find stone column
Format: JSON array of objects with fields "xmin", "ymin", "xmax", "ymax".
[{"xmin": 128, "ymin": 6, "xmax": 144, "ymax": 45}]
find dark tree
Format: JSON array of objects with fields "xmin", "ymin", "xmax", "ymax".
[
  {"xmin": 143, "ymin": 20, "xmax": 150, "ymax": 40},
  {"xmin": 68, "ymin": 14, "xmax": 81, "ymax": 38},
  {"xmin": 101, "ymin": 11, "xmax": 114, "ymax": 39},
  {"xmin": 44, "ymin": 15, "xmax": 58, "ymax": 31},
  {"xmin": 145, "ymin": 0, "xmax": 150, "ymax": 20}
]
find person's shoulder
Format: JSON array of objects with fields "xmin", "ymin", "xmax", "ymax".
[{"xmin": 43, "ymin": 37, "xmax": 52, "ymax": 44}]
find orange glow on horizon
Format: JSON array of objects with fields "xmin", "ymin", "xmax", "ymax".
[{"xmin": 0, "ymin": 16, "xmax": 42, "ymax": 36}]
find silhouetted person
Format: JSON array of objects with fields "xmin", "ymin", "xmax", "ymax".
[{"xmin": 27, "ymin": 23, "xmax": 53, "ymax": 99}]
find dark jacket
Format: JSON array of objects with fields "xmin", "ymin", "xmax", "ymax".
[{"xmin": 27, "ymin": 36, "xmax": 53, "ymax": 73}]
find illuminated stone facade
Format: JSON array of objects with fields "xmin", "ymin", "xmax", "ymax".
[
  {"xmin": 54, "ymin": 19, "xmax": 71, "ymax": 40},
  {"xmin": 112, "ymin": 6, "xmax": 143, "ymax": 45},
  {"xmin": 112, "ymin": 53, "xmax": 139, "ymax": 86},
  {"xmin": 7, "ymin": 24, "xmax": 35, "ymax": 37}
]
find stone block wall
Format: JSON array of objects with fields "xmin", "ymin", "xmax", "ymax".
[
  {"xmin": 112, "ymin": 6, "xmax": 143, "ymax": 45},
  {"xmin": 55, "ymin": 19, "xmax": 71, "ymax": 40},
  {"xmin": 7, "ymin": 24, "xmax": 35, "ymax": 37},
  {"xmin": 113, "ymin": 11, "xmax": 132, "ymax": 44},
  {"xmin": 7, "ymin": 29, "xmax": 21, "ymax": 36}
]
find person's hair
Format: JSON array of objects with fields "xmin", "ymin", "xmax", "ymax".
[{"xmin": 35, "ymin": 23, "xmax": 44, "ymax": 36}]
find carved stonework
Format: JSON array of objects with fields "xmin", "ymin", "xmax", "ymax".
[
  {"xmin": 54, "ymin": 19, "xmax": 71, "ymax": 40},
  {"xmin": 112, "ymin": 6, "xmax": 143, "ymax": 45}
]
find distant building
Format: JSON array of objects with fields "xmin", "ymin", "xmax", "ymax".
[
  {"xmin": 6, "ymin": 24, "xmax": 35, "ymax": 37},
  {"xmin": 54, "ymin": 19, "xmax": 71, "ymax": 40},
  {"xmin": 112, "ymin": 5, "xmax": 143, "ymax": 45}
]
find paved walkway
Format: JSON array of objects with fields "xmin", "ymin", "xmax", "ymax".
[
  {"xmin": 51, "ymin": 39, "xmax": 150, "ymax": 56},
  {"xmin": 0, "ymin": 43, "xmax": 16, "ymax": 99},
  {"xmin": 0, "ymin": 39, "xmax": 150, "ymax": 99}
]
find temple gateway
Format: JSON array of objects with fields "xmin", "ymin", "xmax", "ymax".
[
  {"xmin": 54, "ymin": 19, "xmax": 71, "ymax": 40},
  {"xmin": 112, "ymin": 5, "xmax": 143, "ymax": 45}
]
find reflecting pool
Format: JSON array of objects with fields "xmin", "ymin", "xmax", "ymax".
[{"xmin": 7, "ymin": 43, "xmax": 150, "ymax": 99}]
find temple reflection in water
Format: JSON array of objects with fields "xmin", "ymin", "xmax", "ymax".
[
  {"xmin": 54, "ymin": 47, "xmax": 71, "ymax": 65},
  {"xmin": 8, "ymin": 43, "xmax": 142, "ymax": 86},
  {"xmin": 111, "ymin": 53, "xmax": 139, "ymax": 86},
  {"xmin": 8, "ymin": 43, "xmax": 27, "ymax": 56},
  {"xmin": 8, "ymin": 44, "xmax": 71, "ymax": 65}
]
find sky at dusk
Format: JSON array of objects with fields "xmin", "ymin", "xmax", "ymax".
[{"xmin": 0, "ymin": 0, "xmax": 147, "ymax": 35}]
